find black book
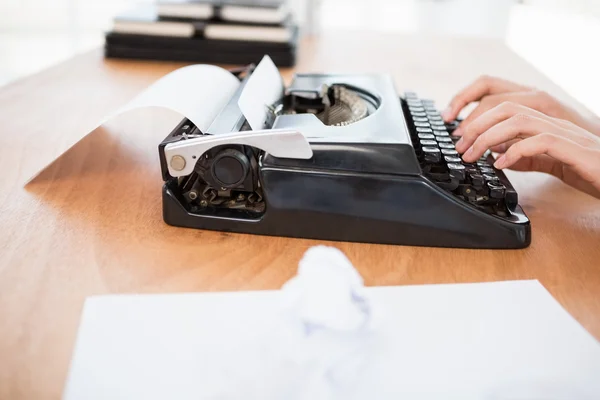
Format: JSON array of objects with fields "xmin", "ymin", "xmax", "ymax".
[
  {"xmin": 104, "ymin": 30, "xmax": 298, "ymax": 52},
  {"xmin": 104, "ymin": 44, "xmax": 296, "ymax": 67}
]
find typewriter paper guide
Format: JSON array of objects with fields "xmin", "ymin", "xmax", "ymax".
[
  {"xmin": 116, "ymin": 64, "xmax": 241, "ymax": 133},
  {"xmin": 63, "ymin": 280, "xmax": 600, "ymax": 400},
  {"xmin": 237, "ymin": 55, "xmax": 284, "ymax": 131}
]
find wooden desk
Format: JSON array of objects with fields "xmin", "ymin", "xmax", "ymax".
[{"xmin": 0, "ymin": 31, "xmax": 599, "ymax": 399}]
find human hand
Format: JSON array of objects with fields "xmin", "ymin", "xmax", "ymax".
[
  {"xmin": 455, "ymin": 101, "xmax": 600, "ymax": 199},
  {"xmin": 442, "ymin": 75, "xmax": 600, "ymax": 137}
]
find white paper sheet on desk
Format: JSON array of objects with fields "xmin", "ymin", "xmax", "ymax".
[{"xmin": 63, "ymin": 260, "xmax": 600, "ymax": 399}]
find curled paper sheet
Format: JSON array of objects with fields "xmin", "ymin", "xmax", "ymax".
[
  {"xmin": 26, "ymin": 55, "xmax": 283, "ymax": 184},
  {"xmin": 26, "ymin": 63, "xmax": 240, "ymax": 184},
  {"xmin": 113, "ymin": 64, "xmax": 241, "ymax": 133},
  {"xmin": 280, "ymin": 245, "xmax": 373, "ymax": 332},
  {"xmin": 203, "ymin": 246, "xmax": 383, "ymax": 400}
]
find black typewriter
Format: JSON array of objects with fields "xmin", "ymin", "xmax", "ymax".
[{"xmin": 158, "ymin": 56, "xmax": 530, "ymax": 248}]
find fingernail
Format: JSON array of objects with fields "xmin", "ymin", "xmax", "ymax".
[
  {"xmin": 453, "ymin": 127, "xmax": 463, "ymax": 137},
  {"xmin": 455, "ymin": 137, "xmax": 464, "ymax": 152},
  {"xmin": 463, "ymin": 147, "xmax": 474, "ymax": 160},
  {"xmin": 494, "ymin": 155, "xmax": 506, "ymax": 169},
  {"xmin": 441, "ymin": 107, "xmax": 452, "ymax": 121}
]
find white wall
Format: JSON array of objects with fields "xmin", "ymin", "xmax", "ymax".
[{"xmin": 524, "ymin": 0, "xmax": 600, "ymax": 18}]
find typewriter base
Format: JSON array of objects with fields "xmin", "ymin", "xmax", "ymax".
[{"xmin": 162, "ymin": 169, "xmax": 531, "ymax": 249}]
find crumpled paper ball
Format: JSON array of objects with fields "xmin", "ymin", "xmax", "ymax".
[
  {"xmin": 204, "ymin": 245, "xmax": 383, "ymax": 400},
  {"xmin": 280, "ymin": 245, "xmax": 372, "ymax": 332}
]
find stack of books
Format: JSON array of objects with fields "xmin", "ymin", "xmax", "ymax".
[{"xmin": 104, "ymin": 0, "xmax": 298, "ymax": 67}]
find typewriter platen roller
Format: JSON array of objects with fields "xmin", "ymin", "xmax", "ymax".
[{"xmin": 158, "ymin": 56, "xmax": 530, "ymax": 249}]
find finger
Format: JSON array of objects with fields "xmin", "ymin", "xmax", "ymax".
[
  {"xmin": 490, "ymin": 139, "xmax": 519, "ymax": 154},
  {"xmin": 442, "ymin": 75, "xmax": 529, "ymax": 122},
  {"xmin": 452, "ymin": 98, "xmax": 497, "ymax": 136},
  {"xmin": 454, "ymin": 92, "xmax": 579, "ymax": 136},
  {"xmin": 493, "ymin": 133, "xmax": 589, "ymax": 177},
  {"xmin": 503, "ymin": 154, "xmax": 564, "ymax": 178},
  {"xmin": 459, "ymin": 114, "xmax": 574, "ymax": 162},
  {"xmin": 457, "ymin": 102, "xmax": 546, "ymax": 150},
  {"xmin": 457, "ymin": 104, "xmax": 592, "ymax": 159},
  {"xmin": 496, "ymin": 134, "xmax": 600, "ymax": 196},
  {"xmin": 496, "ymin": 135, "xmax": 600, "ymax": 197},
  {"xmin": 509, "ymin": 156, "xmax": 600, "ymax": 198}
]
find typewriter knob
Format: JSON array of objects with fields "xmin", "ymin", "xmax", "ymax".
[{"xmin": 211, "ymin": 148, "xmax": 250, "ymax": 189}]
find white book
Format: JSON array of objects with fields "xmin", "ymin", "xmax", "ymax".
[
  {"xmin": 156, "ymin": 0, "xmax": 290, "ymax": 25},
  {"xmin": 204, "ymin": 23, "xmax": 292, "ymax": 43},
  {"xmin": 157, "ymin": 1, "xmax": 214, "ymax": 20},
  {"xmin": 220, "ymin": 2, "xmax": 289, "ymax": 24},
  {"xmin": 112, "ymin": 21, "xmax": 196, "ymax": 38},
  {"xmin": 112, "ymin": 6, "xmax": 202, "ymax": 38}
]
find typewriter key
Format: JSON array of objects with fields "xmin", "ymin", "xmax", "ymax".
[
  {"xmin": 483, "ymin": 174, "xmax": 499, "ymax": 182},
  {"xmin": 422, "ymin": 146, "xmax": 441, "ymax": 163},
  {"xmin": 441, "ymin": 148, "xmax": 459, "ymax": 156},
  {"xmin": 447, "ymin": 163, "xmax": 466, "ymax": 180},
  {"xmin": 416, "ymin": 127, "xmax": 434, "ymax": 133},
  {"xmin": 445, "ymin": 156, "xmax": 462, "ymax": 163},
  {"xmin": 439, "ymin": 143, "xmax": 455, "ymax": 149},
  {"xmin": 470, "ymin": 173, "xmax": 484, "ymax": 188},
  {"xmin": 488, "ymin": 182, "xmax": 506, "ymax": 198},
  {"xmin": 433, "ymin": 130, "xmax": 449, "ymax": 137}
]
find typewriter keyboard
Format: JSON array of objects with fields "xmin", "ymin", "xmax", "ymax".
[{"xmin": 402, "ymin": 92, "xmax": 518, "ymax": 217}]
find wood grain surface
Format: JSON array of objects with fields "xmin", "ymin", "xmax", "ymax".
[{"xmin": 0, "ymin": 31, "xmax": 599, "ymax": 399}]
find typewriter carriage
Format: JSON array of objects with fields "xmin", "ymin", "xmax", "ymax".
[{"xmin": 162, "ymin": 80, "xmax": 383, "ymax": 218}]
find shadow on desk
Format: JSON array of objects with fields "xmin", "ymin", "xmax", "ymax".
[
  {"xmin": 21, "ymin": 107, "xmax": 600, "ymax": 295},
  {"xmin": 22, "ymin": 113, "xmax": 307, "ymax": 293},
  {"xmin": 15, "ymin": 91, "xmax": 600, "ymax": 344}
]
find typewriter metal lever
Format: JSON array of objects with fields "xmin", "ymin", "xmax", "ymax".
[{"xmin": 164, "ymin": 129, "xmax": 313, "ymax": 177}]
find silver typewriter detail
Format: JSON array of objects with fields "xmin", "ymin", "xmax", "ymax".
[{"xmin": 273, "ymin": 84, "xmax": 370, "ymax": 127}]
